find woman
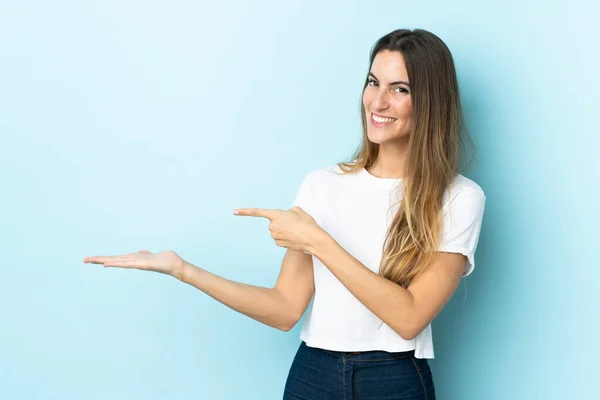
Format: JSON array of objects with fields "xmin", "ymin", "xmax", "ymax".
[{"xmin": 84, "ymin": 28, "xmax": 486, "ymax": 399}]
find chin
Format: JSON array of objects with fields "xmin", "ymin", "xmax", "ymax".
[
  {"xmin": 366, "ymin": 133, "xmax": 380, "ymax": 144},
  {"xmin": 367, "ymin": 131, "xmax": 410, "ymax": 146},
  {"xmin": 367, "ymin": 130, "xmax": 393, "ymax": 144}
]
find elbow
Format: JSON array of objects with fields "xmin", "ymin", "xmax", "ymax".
[
  {"xmin": 277, "ymin": 319, "xmax": 298, "ymax": 332},
  {"xmin": 276, "ymin": 311, "xmax": 303, "ymax": 332},
  {"xmin": 392, "ymin": 322, "xmax": 422, "ymax": 341},
  {"xmin": 398, "ymin": 330, "xmax": 418, "ymax": 341},
  {"xmin": 278, "ymin": 323, "xmax": 294, "ymax": 332},
  {"xmin": 390, "ymin": 309, "xmax": 424, "ymax": 340}
]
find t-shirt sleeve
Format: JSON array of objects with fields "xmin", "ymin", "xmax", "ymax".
[
  {"xmin": 292, "ymin": 172, "xmax": 318, "ymax": 219},
  {"xmin": 437, "ymin": 190, "xmax": 486, "ymax": 277},
  {"xmin": 292, "ymin": 172, "xmax": 319, "ymax": 255}
]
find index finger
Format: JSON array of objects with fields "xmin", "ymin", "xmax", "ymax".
[{"xmin": 233, "ymin": 208, "xmax": 278, "ymax": 220}]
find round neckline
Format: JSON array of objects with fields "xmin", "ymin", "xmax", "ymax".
[{"xmin": 358, "ymin": 167, "xmax": 402, "ymax": 193}]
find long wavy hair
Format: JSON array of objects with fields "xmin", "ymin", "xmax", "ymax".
[{"xmin": 338, "ymin": 29, "xmax": 475, "ymax": 288}]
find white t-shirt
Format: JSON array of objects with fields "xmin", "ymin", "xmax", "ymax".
[{"xmin": 292, "ymin": 164, "xmax": 486, "ymax": 359}]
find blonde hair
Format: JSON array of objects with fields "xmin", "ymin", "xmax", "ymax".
[{"xmin": 339, "ymin": 29, "xmax": 475, "ymax": 288}]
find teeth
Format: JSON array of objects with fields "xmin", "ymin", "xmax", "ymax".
[{"xmin": 372, "ymin": 114, "xmax": 397, "ymax": 123}]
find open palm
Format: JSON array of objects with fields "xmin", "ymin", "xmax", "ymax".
[{"xmin": 83, "ymin": 250, "xmax": 184, "ymax": 278}]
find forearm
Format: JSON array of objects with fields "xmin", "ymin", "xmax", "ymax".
[
  {"xmin": 177, "ymin": 261, "xmax": 297, "ymax": 331},
  {"xmin": 310, "ymin": 234, "xmax": 418, "ymax": 339}
]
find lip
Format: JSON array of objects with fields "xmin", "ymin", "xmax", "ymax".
[
  {"xmin": 370, "ymin": 112, "xmax": 397, "ymax": 127},
  {"xmin": 371, "ymin": 112, "xmax": 396, "ymax": 119}
]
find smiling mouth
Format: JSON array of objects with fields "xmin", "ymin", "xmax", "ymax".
[{"xmin": 371, "ymin": 113, "xmax": 397, "ymax": 125}]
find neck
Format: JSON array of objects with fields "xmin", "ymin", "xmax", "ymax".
[{"xmin": 368, "ymin": 143, "xmax": 408, "ymax": 179}]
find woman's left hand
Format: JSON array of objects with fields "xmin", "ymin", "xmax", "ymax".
[{"xmin": 233, "ymin": 206, "xmax": 326, "ymax": 254}]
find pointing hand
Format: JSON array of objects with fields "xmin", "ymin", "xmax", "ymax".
[{"xmin": 233, "ymin": 206, "xmax": 325, "ymax": 254}]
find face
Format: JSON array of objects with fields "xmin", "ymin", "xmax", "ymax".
[{"xmin": 362, "ymin": 50, "xmax": 413, "ymax": 145}]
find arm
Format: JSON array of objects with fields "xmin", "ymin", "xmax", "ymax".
[
  {"xmin": 178, "ymin": 249, "xmax": 314, "ymax": 332},
  {"xmin": 309, "ymin": 234, "xmax": 465, "ymax": 340}
]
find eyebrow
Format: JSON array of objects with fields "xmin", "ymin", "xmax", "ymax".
[{"xmin": 368, "ymin": 72, "xmax": 410, "ymax": 87}]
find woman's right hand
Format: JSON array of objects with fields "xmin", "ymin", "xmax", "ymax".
[{"xmin": 83, "ymin": 250, "xmax": 185, "ymax": 280}]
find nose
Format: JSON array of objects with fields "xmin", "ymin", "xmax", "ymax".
[{"xmin": 371, "ymin": 87, "xmax": 389, "ymax": 111}]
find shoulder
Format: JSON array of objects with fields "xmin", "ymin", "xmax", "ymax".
[
  {"xmin": 301, "ymin": 163, "xmax": 346, "ymax": 183},
  {"xmin": 442, "ymin": 174, "xmax": 486, "ymax": 217},
  {"xmin": 442, "ymin": 174, "xmax": 486, "ymax": 210},
  {"xmin": 445, "ymin": 174, "xmax": 485, "ymax": 199}
]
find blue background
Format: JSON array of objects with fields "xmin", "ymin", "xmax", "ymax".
[{"xmin": 1, "ymin": 1, "xmax": 597, "ymax": 399}]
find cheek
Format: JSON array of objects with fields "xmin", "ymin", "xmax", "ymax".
[
  {"xmin": 395, "ymin": 99, "xmax": 412, "ymax": 119},
  {"xmin": 362, "ymin": 90, "xmax": 372, "ymax": 107}
]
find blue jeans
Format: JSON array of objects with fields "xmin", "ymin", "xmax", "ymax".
[{"xmin": 283, "ymin": 341, "xmax": 436, "ymax": 400}]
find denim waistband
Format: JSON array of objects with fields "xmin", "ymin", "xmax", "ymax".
[{"xmin": 302, "ymin": 342, "xmax": 415, "ymax": 362}]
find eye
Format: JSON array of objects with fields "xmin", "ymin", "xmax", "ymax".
[
  {"xmin": 394, "ymin": 87, "xmax": 409, "ymax": 94},
  {"xmin": 367, "ymin": 79, "xmax": 378, "ymax": 86}
]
